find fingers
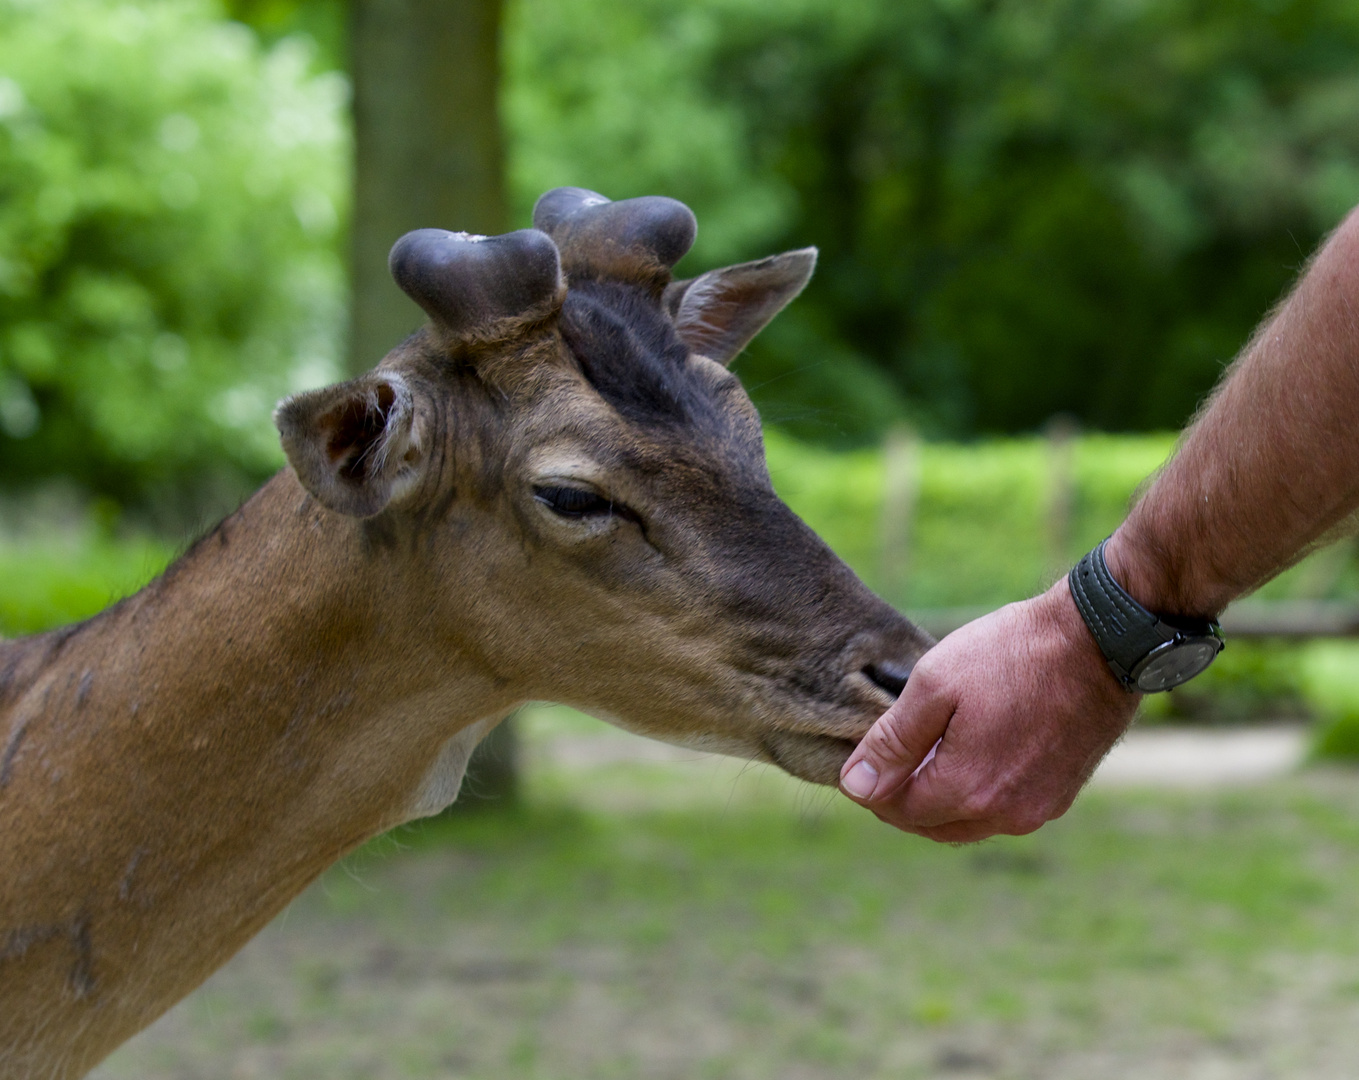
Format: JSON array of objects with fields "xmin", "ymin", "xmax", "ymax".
[
  {"xmin": 909, "ymin": 820, "xmax": 1000, "ymax": 844},
  {"xmin": 839, "ymin": 664, "xmax": 954, "ymax": 806}
]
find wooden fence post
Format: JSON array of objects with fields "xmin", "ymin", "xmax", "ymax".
[
  {"xmin": 1043, "ymin": 414, "xmax": 1079, "ymax": 582},
  {"xmin": 880, "ymin": 424, "xmax": 921, "ymax": 604}
]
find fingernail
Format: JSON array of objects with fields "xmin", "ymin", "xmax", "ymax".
[{"xmin": 841, "ymin": 759, "xmax": 878, "ymax": 800}]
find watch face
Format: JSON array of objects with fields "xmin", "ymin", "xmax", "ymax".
[{"xmin": 1133, "ymin": 638, "xmax": 1223, "ymax": 692}]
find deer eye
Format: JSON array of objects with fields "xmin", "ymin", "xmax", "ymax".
[{"xmin": 533, "ymin": 485, "xmax": 615, "ymax": 518}]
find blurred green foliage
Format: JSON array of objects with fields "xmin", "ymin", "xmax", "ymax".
[
  {"xmin": 191, "ymin": 0, "xmax": 1359, "ymax": 447},
  {"xmin": 503, "ymin": 0, "xmax": 913, "ymax": 440},
  {"xmin": 6, "ymin": 0, "xmax": 1359, "ymax": 508},
  {"xmin": 508, "ymin": 0, "xmax": 1359, "ymax": 442},
  {"xmin": 1304, "ymin": 643, "xmax": 1359, "ymax": 759},
  {"xmin": 0, "ymin": 527, "xmax": 172, "ymax": 636},
  {"xmin": 0, "ymin": 0, "xmax": 347, "ymax": 515},
  {"xmin": 223, "ymin": 0, "xmax": 344, "ymax": 67},
  {"xmin": 1313, "ymin": 711, "xmax": 1359, "ymax": 758}
]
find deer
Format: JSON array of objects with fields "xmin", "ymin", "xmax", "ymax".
[{"xmin": 0, "ymin": 188, "xmax": 929, "ymax": 1080}]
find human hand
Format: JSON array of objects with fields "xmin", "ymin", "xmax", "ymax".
[{"xmin": 838, "ymin": 578, "xmax": 1139, "ymax": 842}]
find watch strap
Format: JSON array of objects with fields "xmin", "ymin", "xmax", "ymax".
[{"xmin": 1068, "ymin": 539, "xmax": 1210, "ymax": 689}]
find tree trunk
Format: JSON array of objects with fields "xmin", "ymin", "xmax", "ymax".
[
  {"xmin": 349, "ymin": 0, "xmax": 507, "ymax": 371},
  {"xmin": 349, "ymin": 0, "xmax": 518, "ymax": 808}
]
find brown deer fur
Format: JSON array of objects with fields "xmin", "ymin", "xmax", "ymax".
[{"xmin": 0, "ymin": 190, "xmax": 927, "ymax": 1079}]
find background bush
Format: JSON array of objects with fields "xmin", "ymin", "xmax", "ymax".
[
  {"xmin": 505, "ymin": 0, "xmax": 1359, "ymax": 444},
  {"xmin": 0, "ymin": 0, "xmax": 347, "ymax": 517}
]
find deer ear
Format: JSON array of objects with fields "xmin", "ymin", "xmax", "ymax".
[
  {"xmin": 274, "ymin": 373, "xmax": 422, "ymax": 518},
  {"xmin": 664, "ymin": 248, "xmax": 817, "ymax": 366}
]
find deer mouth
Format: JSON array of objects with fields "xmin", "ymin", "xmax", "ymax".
[
  {"xmin": 760, "ymin": 731, "xmax": 859, "ymax": 786},
  {"xmin": 744, "ymin": 645, "xmax": 916, "ymax": 785}
]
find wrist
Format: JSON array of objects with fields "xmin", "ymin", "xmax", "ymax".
[
  {"xmin": 1102, "ymin": 529, "xmax": 1224, "ymax": 620},
  {"xmin": 1035, "ymin": 575, "xmax": 1134, "ymax": 697},
  {"xmin": 1069, "ymin": 538, "xmax": 1225, "ymax": 692}
]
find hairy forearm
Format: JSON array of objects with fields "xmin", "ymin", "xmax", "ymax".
[{"xmin": 1108, "ymin": 208, "xmax": 1359, "ymax": 616}]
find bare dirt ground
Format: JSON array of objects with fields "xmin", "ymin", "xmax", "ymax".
[
  {"xmin": 91, "ymin": 719, "xmax": 1359, "ymax": 1080},
  {"xmin": 1092, "ymin": 725, "xmax": 1307, "ymax": 788}
]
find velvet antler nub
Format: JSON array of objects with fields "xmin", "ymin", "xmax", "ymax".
[
  {"xmin": 388, "ymin": 228, "xmax": 564, "ymax": 343},
  {"xmin": 532, "ymin": 187, "xmax": 697, "ymax": 291}
]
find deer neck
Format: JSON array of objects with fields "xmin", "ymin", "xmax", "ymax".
[{"xmin": 0, "ymin": 471, "xmax": 509, "ymax": 1079}]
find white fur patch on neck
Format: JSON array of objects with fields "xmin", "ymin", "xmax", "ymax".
[{"xmin": 400, "ymin": 714, "xmax": 502, "ymax": 822}]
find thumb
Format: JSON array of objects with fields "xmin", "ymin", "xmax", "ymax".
[{"xmin": 839, "ymin": 674, "xmax": 954, "ymax": 805}]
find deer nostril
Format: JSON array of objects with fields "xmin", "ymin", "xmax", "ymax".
[{"xmin": 863, "ymin": 661, "xmax": 911, "ymax": 699}]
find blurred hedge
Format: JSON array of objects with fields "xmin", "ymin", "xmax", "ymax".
[
  {"xmin": 7, "ymin": 432, "xmax": 1356, "ymax": 744},
  {"xmin": 763, "ymin": 428, "xmax": 1178, "ymax": 608},
  {"xmin": 8, "ymin": 431, "xmax": 1156, "ymax": 631},
  {"xmin": 7, "ymin": 430, "xmax": 1173, "ymax": 633}
]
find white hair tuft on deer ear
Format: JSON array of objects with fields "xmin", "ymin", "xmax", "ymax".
[
  {"xmin": 273, "ymin": 372, "xmax": 422, "ymax": 518},
  {"xmin": 664, "ymin": 248, "xmax": 817, "ymax": 366}
]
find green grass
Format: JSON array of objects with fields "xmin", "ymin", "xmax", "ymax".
[{"xmin": 94, "ymin": 753, "xmax": 1359, "ymax": 1080}]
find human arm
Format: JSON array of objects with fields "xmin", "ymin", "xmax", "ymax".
[{"xmin": 840, "ymin": 206, "xmax": 1359, "ymax": 841}]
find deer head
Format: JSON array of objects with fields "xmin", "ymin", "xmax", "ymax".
[{"xmin": 274, "ymin": 188, "xmax": 929, "ymax": 786}]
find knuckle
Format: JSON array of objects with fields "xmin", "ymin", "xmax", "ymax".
[
  {"xmin": 957, "ymin": 771, "xmax": 1067, "ymax": 835},
  {"xmin": 1007, "ymin": 810, "xmax": 1049, "ymax": 836},
  {"xmin": 957, "ymin": 801, "xmax": 992, "ymax": 826},
  {"xmin": 956, "ymin": 791, "xmax": 1045, "ymax": 836},
  {"xmin": 958, "ymin": 789, "xmax": 996, "ymax": 822},
  {"xmin": 908, "ymin": 659, "xmax": 945, "ymax": 698}
]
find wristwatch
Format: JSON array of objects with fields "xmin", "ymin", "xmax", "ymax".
[{"xmin": 1068, "ymin": 539, "xmax": 1224, "ymax": 693}]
